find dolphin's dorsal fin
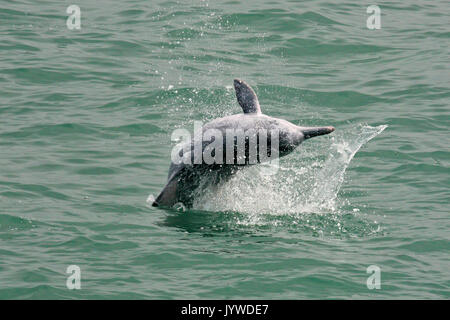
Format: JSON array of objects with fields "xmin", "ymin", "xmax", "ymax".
[{"xmin": 234, "ymin": 79, "xmax": 261, "ymax": 114}]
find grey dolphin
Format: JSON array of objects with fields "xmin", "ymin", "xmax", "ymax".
[{"xmin": 152, "ymin": 79, "xmax": 334, "ymax": 208}]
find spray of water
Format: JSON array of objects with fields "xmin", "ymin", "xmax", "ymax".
[{"xmin": 192, "ymin": 124, "xmax": 387, "ymax": 218}]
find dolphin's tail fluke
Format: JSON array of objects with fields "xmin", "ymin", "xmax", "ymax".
[
  {"xmin": 152, "ymin": 178, "xmax": 178, "ymax": 207},
  {"xmin": 301, "ymin": 126, "xmax": 335, "ymax": 139}
]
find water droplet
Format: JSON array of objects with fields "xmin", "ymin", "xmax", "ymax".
[
  {"xmin": 173, "ymin": 202, "xmax": 186, "ymax": 212},
  {"xmin": 146, "ymin": 194, "xmax": 155, "ymax": 205}
]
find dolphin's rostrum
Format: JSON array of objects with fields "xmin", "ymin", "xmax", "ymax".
[{"xmin": 153, "ymin": 79, "xmax": 334, "ymax": 208}]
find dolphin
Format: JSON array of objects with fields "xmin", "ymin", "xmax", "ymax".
[{"xmin": 152, "ymin": 79, "xmax": 334, "ymax": 208}]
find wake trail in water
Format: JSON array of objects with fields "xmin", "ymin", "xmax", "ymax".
[{"xmin": 193, "ymin": 124, "xmax": 387, "ymax": 215}]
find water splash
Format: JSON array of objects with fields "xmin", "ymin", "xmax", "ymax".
[
  {"xmin": 145, "ymin": 194, "xmax": 155, "ymax": 207},
  {"xmin": 192, "ymin": 124, "xmax": 387, "ymax": 216},
  {"xmin": 304, "ymin": 123, "xmax": 388, "ymax": 212},
  {"xmin": 172, "ymin": 202, "xmax": 187, "ymax": 212}
]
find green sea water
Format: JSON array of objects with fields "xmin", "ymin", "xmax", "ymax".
[{"xmin": 0, "ymin": 0, "xmax": 449, "ymax": 299}]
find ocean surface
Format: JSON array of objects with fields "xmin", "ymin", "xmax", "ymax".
[{"xmin": 0, "ymin": 0, "xmax": 449, "ymax": 299}]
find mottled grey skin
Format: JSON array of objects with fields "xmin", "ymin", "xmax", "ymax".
[{"xmin": 153, "ymin": 79, "xmax": 334, "ymax": 208}]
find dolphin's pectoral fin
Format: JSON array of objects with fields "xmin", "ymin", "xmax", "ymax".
[{"xmin": 233, "ymin": 79, "xmax": 261, "ymax": 114}]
